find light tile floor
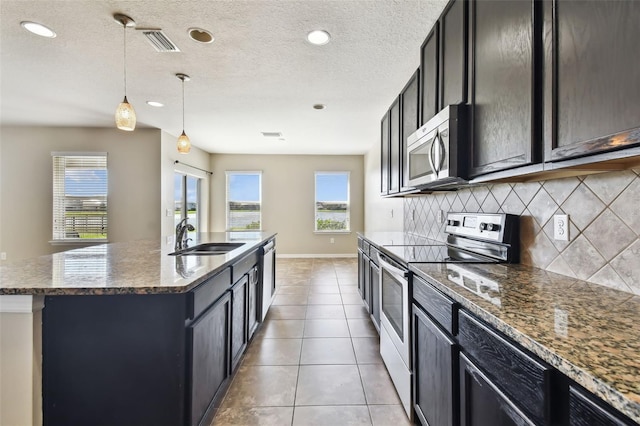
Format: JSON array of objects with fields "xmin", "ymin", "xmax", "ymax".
[{"xmin": 212, "ymin": 258, "xmax": 412, "ymax": 426}]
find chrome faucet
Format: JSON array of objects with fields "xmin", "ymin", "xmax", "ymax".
[{"xmin": 175, "ymin": 218, "xmax": 195, "ymax": 251}]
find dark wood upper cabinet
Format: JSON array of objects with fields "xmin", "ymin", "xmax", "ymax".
[
  {"xmin": 380, "ymin": 111, "xmax": 390, "ymax": 195},
  {"xmin": 469, "ymin": 0, "xmax": 542, "ymax": 177},
  {"xmin": 440, "ymin": 0, "xmax": 468, "ymax": 109},
  {"xmin": 421, "ymin": 23, "xmax": 439, "ymax": 125},
  {"xmin": 400, "ymin": 69, "xmax": 420, "ymax": 191},
  {"xmin": 389, "ymin": 96, "xmax": 401, "ymax": 194},
  {"xmin": 543, "ymin": 0, "xmax": 640, "ymax": 162}
]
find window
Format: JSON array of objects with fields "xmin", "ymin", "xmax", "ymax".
[
  {"xmin": 226, "ymin": 172, "xmax": 262, "ymax": 231},
  {"xmin": 315, "ymin": 171, "xmax": 350, "ymax": 232},
  {"xmin": 174, "ymin": 173, "xmax": 201, "ymax": 231},
  {"xmin": 52, "ymin": 153, "xmax": 108, "ymax": 242}
]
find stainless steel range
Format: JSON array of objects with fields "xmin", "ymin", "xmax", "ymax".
[{"xmin": 378, "ymin": 212, "xmax": 519, "ymax": 418}]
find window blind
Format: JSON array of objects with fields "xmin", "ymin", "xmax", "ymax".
[{"xmin": 52, "ymin": 153, "xmax": 108, "ymax": 241}]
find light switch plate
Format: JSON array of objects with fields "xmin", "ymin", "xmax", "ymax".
[{"xmin": 553, "ymin": 214, "xmax": 569, "ymax": 241}]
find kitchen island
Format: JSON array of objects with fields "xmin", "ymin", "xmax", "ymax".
[{"xmin": 0, "ymin": 232, "xmax": 276, "ymax": 426}]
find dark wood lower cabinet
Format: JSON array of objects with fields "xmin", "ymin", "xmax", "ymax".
[
  {"xmin": 230, "ymin": 275, "xmax": 248, "ymax": 371},
  {"xmin": 412, "ymin": 304, "xmax": 458, "ymax": 426},
  {"xmin": 569, "ymin": 385, "xmax": 635, "ymax": 426},
  {"xmin": 188, "ymin": 292, "xmax": 230, "ymax": 426},
  {"xmin": 460, "ymin": 352, "xmax": 535, "ymax": 426}
]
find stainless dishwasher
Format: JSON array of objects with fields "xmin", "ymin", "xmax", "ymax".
[{"xmin": 261, "ymin": 240, "xmax": 275, "ymax": 321}]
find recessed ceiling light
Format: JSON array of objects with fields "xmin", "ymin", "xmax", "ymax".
[
  {"xmin": 21, "ymin": 21, "xmax": 56, "ymax": 38},
  {"xmin": 188, "ymin": 28, "xmax": 214, "ymax": 44},
  {"xmin": 313, "ymin": 104, "xmax": 326, "ymax": 110},
  {"xmin": 307, "ymin": 30, "xmax": 331, "ymax": 46},
  {"xmin": 146, "ymin": 101, "xmax": 164, "ymax": 107}
]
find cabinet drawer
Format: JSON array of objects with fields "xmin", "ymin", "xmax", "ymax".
[
  {"xmin": 413, "ymin": 275, "xmax": 456, "ymax": 335},
  {"xmin": 569, "ymin": 385, "xmax": 633, "ymax": 426},
  {"xmin": 189, "ymin": 268, "xmax": 232, "ymax": 320},
  {"xmin": 232, "ymin": 250, "xmax": 259, "ymax": 283},
  {"xmin": 458, "ymin": 309, "xmax": 553, "ymax": 425}
]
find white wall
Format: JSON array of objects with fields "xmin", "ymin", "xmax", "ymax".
[
  {"xmin": 0, "ymin": 126, "xmax": 161, "ymax": 261},
  {"xmin": 160, "ymin": 131, "xmax": 211, "ymax": 238},
  {"xmin": 209, "ymin": 154, "xmax": 364, "ymax": 256},
  {"xmin": 364, "ymin": 142, "xmax": 404, "ymax": 232}
]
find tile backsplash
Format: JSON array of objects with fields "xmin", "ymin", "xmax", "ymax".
[{"xmin": 404, "ymin": 168, "xmax": 640, "ymax": 295}]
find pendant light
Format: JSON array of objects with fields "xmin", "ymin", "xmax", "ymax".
[
  {"xmin": 114, "ymin": 14, "xmax": 136, "ymax": 131},
  {"xmin": 176, "ymin": 73, "xmax": 191, "ymax": 154}
]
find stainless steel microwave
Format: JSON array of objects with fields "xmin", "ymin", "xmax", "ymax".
[{"xmin": 406, "ymin": 105, "xmax": 468, "ymax": 189}]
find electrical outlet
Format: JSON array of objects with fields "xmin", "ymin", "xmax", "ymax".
[
  {"xmin": 438, "ymin": 209, "xmax": 445, "ymax": 224},
  {"xmin": 411, "ymin": 209, "xmax": 416, "ymax": 222},
  {"xmin": 0, "ymin": 252, "xmax": 6, "ymax": 260},
  {"xmin": 166, "ymin": 209, "xmax": 172, "ymax": 217},
  {"xmin": 553, "ymin": 214, "xmax": 570, "ymax": 241},
  {"xmin": 554, "ymin": 308, "xmax": 568, "ymax": 338},
  {"xmin": 390, "ymin": 209, "xmax": 394, "ymax": 218},
  {"xmin": 330, "ymin": 238, "xmax": 335, "ymax": 244}
]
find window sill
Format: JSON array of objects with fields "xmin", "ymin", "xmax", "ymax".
[
  {"xmin": 49, "ymin": 239, "xmax": 109, "ymax": 246},
  {"xmin": 313, "ymin": 231, "xmax": 351, "ymax": 235}
]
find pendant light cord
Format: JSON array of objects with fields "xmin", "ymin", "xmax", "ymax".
[
  {"xmin": 181, "ymin": 78, "xmax": 185, "ymax": 130},
  {"xmin": 123, "ymin": 24, "xmax": 127, "ymax": 96}
]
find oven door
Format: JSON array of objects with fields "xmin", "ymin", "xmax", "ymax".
[
  {"xmin": 407, "ymin": 128, "xmax": 438, "ymax": 188},
  {"xmin": 378, "ymin": 254, "xmax": 410, "ymax": 368}
]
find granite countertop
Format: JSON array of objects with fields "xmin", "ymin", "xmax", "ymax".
[
  {"xmin": 0, "ymin": 232, "xmax": 276, "ymax": 295},
  {"xmin": 409, "ymin": 262, "xmax": 640, "ymax": 424}
]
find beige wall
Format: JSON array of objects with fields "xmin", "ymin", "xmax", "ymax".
[
  {"xmin": 0, "ymin": 126, "xmax": 161, "ymax": 261},
  {"xmin": 160, "ymin": 131, "xmax": 212, "ymax": 238},
  {"xmin": 363, "ymin": 142, "xmax": 404, "ymax": 232},
  {"xmin": 210, "ymin": 154, "xmax": 364, "ymax": 256}
]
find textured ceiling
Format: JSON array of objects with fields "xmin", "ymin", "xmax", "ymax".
[{"xmin": 0, "ymin": 0, "xmax": 447, "ymax": 155}]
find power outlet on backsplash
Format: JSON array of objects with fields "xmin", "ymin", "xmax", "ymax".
[{"xmin": 438, "ymin": 209, "xmax": 445, "ymax": 224}]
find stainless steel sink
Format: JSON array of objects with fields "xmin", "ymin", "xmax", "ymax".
[{"xmin": 169, "ymin": 242, "xmax": 245, "ymax": 256}]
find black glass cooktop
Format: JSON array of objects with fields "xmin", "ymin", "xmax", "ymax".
[{"xmin": 381, "ymin": 244, "xmax": 500, "ymax": 264}]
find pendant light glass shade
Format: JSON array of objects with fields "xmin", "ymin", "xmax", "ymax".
[
  {"xmin": 176, "ymin": 73, "xmax": 191, "ymax": 154},
  {"xmin": 114, "ymin": 14, "xmax": 136, "ymax": 131},
  {"xmin": 177, "ymin": 131, "xmax": 191, "ymax": 154},
  {"xmin": 115, "ymin": 96, "xmax": 136, "ymax": 131}
]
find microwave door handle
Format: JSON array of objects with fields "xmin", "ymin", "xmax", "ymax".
[
  {"xmin": 429, "ymin": 132, "xmax": 438, "ymax": 176},
  {"xmin": 436, "ymin": 132, "xmax": 446, "ymax": 172}
]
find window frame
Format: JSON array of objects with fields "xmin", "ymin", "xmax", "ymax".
[
  {"xmin": 50, "ymin": 151, "xmax": 109, "ymax": 245},
  {"xmin": 225, "ymin": 171, "xmax": 263, "ymax": 232},
  {"xmin": 314, "ymin": 171, "xmax": 351, "ymax": 234}
]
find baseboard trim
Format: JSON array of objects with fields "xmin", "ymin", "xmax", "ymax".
[{"xmin": 276, "ymin": 253, "xmax": 357, "ymax": 259}]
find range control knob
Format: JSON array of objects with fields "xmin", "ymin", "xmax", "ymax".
[
  {"xmin": 480, "ymin": 222, "xmax": 500, "ymax": 232},
  {"xmin": 447, "ymin": 219, "xmax": 461, "ymax": 226}
]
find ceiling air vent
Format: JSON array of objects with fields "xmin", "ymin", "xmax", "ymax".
[
  {"xmin": 139, "ymin": 29, "xmax": 180, "ymax": 52},
  {"xmin": 261, "ymin": 132, "xmax": 283, "ymax": 138}
]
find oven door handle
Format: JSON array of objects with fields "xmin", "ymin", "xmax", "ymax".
[{"xmin": 377, "ymin": 253, "xmax": 409, "ymax": 278}]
